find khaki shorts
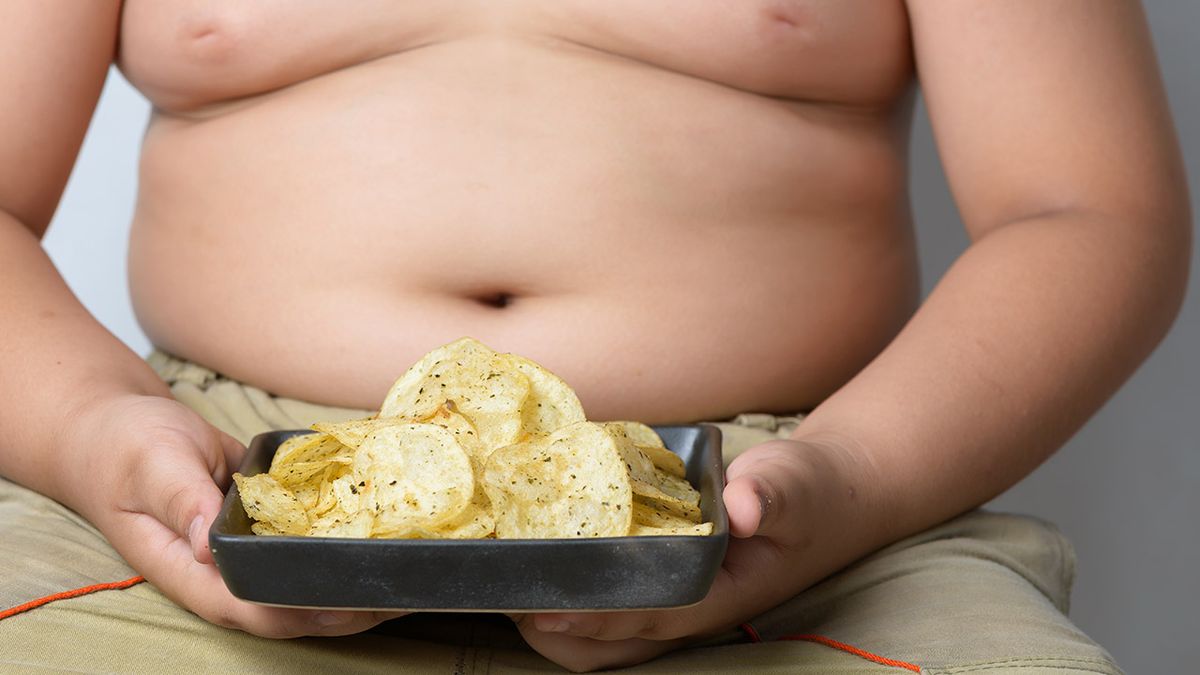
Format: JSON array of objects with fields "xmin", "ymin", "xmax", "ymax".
[{"xmin": 0, "ymin": 352, "xmax": 1122, "ymax": 673}]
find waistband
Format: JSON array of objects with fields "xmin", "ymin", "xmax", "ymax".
[{"xmin": 147, "ymin": 349, "xmax": 805, "ymax": 458}]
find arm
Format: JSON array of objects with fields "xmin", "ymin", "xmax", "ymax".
[
  {"xmin": 799, "ymin": 0, "xmax": 1191, "ymax": 553},
  {"xmin": 0, "ymin": 1, "xmax": 167, "ymax": 503},
  {"xmin": 517, "ymin": 2, "xmax": 1190, "ymax": 669},
  {"xmin": 0, "ymin": 1, "xmax": 392, "ymax": 637}
]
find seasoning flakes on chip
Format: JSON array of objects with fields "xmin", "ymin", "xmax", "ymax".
[{"xmin": 235, "ymin": 337, "xmax": 711, "ymax": 539}]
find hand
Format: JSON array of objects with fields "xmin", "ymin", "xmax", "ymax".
[
  {"xmin": 66, "ymin": 394, "xmax": 403, "ymax": 637},
  {"xmin": 512, "ymin": 437, "xmax": 867, "ymax": 672}
]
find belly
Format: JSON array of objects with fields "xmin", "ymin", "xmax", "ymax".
[{"xmin": 127, "ymin": 37, "xmax": 918, "ymax": 422}]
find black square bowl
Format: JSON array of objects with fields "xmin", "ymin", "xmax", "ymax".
[{"xmin": 209, "ymin": 425, "xmax": 727, "ymax": 611}]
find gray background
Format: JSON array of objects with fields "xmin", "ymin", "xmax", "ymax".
[{"xmin": 42, "ymin": 4, "xmax": 1197, "ymax": 673}]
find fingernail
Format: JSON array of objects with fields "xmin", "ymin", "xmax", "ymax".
[
  {"xmin": 538, "ymin": 618, "xmax": 570, "ymax": 633},
  {"xmin": 758, "ymin": 491, "xmax": 773, "ymax": 519},
  {"xmin": 314, "ymin": 612, "xmax": 350, "ymax": 627},
  {"xmin": 187, "ymin": 515, "xmax": 204, "ymax": 544}
]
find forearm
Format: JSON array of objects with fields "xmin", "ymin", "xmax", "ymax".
[
  {"xmin": 793, "ymin": 209, "xmax": 1189, "ymax": 566},
  {"xmin": 0, "ymin": 212, "xmax": 169, "ymax": 502}
]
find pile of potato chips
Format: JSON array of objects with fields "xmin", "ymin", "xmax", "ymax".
[{"xmin": 235, "ymin": 338, "xmax": 713, "ymax": 539}]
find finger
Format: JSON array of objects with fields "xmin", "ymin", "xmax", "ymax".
[
  {"xmin": 532, "ymin": 611, "xmax": 663, "ymax": 641},
  {"xmin": 528, "ymin": 595, "xmax": 718, "ymax": 642},
  {"xmin": 516, "ymin": 619, "xmax": 681, "ymax": 672},
  {"xmin": 214, "ymin": 430, "xmax": 246, "ymax": 487},
  {"xmin": 130, "ymin": 442, "xmax": 227, "ymax": 564},
  {"xmin": 106, "ymin": 508, "xmax": 402, "ymax": 638},
  {"xmin": 185, "ymin": 487, "xmax": 224, "ymax": 566},
  {"xmin": 522, "ymin": 532, "xmax": 796, "ymax": 643},
  {"xmin": 304, "ymin": 610, "xmax": 409, "ymax": 637}
]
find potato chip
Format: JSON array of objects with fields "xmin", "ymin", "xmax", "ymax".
[
  {"xmin": 269, "ymin": 434, "xmax": 352, "ymax": 477},
  {"xmin": 641, "ymin": 471, "xmax": 700, "ymax": 506},
  {"xmin": 483, "ymin": 421, "xmax": 633, "ymax": 539},
  {"xmin": 424, "ymin": 402, "xmax": 488, "ymax": 466},
  {"xmin": 421, "ymin": 404, "xmax": 495, "ymax": 531},
  {"xmin": 305, "ymin": 463, "xmax": 348, "ymax": 516},
  {"xmin": 308, "ymin": 509, "xmax": 373, "ymax": 538},
  {"xmin": 272, "ymin": 459, "xmax": 343, "ymax": 490},
  {"xmin": 630, "ymin": 522, "xmax": 713, "ymax": 537},
  {"xmin": 631, "ymin": 481, "xmax": 701, "ymax": 522},
  {"xmin": 319, "ymin": 467, "xmax": 362, "ymax": 514},
  {"xmin": 240, "ymin": 338, "xmax": 713, "ymax": 540},
  {"xmin": 267, "ymin": 431, "xmax": 355, "ymax": 515},
  {"xmin": 290, "ymin": 480, "xmax": 322, "ymax": 512},
  {"xmin": 234, "ymin": 472, "xmax": 310, "ymax": 535},
  {"xmin": 633, "ymin": 500, "xmax": 703, "ymax": 529},
  {"xmin": 250, "ymin": 522, "xmax": 285, "ymax": 537},
  {"xmin": 607, "ymin": 426, "xmax": 701, "ymax": 509},
  {"xmin": 604, "ymin": 421, "xmax": 686, "ymax": 478},
  {"xmin": 380, "ymin": 338, "xmax": 494, "ymax": 413},
  {"xmin": 634, "ymin": 493, "xmax": 702, "ymax": 524},
  {"xmin": 354, "ymin": 424, "xmax": 474, "ymax": 537},
  {"xmin": 310, "ymin": 417, "xmax": 400, "ymax": 450},
  {"xmin": 638, "ymin": 445, "xmax": 688, "ymax": 479},
  {"xmin": 271, "ymin": 432, "xmax": 319, "ymax": 463},
  {"xmin": 606, "ymin": 421, "xmax": 663, "ymax": 448},
  {"xmin": 499, "ymin": 353, "xmax": 586, "ymax": 437},
  {"xmin": 413, "ymin": 499, "xmax": 495, "ymax": 539},
  {"xmin": 379, "ymin": 338, "xmax": 531, "ymax": 454}
]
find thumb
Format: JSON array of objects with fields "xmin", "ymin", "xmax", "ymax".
[
  {"xmin": 723, "ymin": 470, "xmax": 784, "ymax": 539},
  {"xmin": 723, "ymin": 442, "xmax": 801, "ymax": 540}
]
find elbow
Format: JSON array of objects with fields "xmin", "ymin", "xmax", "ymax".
[
  {"xmin": 1133, "ymin": 195, "xmax": 1192, "ymax": 350},
  {"xmin": 1160, "ymin": 184, "xmax": 1191, "ymax": 316}
]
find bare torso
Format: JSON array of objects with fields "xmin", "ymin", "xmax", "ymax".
[{"xmin": 118, "ymin": 0, "xmax": 919, "ymax": 422}]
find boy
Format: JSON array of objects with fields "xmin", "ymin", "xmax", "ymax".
[{"xmin": 0, "ymin": 1, "xmax": 1188, "ymax": 672}]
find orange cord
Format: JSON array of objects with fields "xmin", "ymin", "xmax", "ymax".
[
  {"xmin": 0, "ymin": 576, "xmax": 146, "ymax": 621},
  {"xmin": 740, "ymin": 622, "xmax": 764, "ymax": 642},
  {"xmin": 741, "ymin": 623, "xmax": 922, "ymax": 672},
  {"xmin": 2, "ymin": 587, "xmax": 920, "ymax": 674}
]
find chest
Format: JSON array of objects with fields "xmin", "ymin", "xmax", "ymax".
[{"xmin": 117, "ymin": 0, "xmax": 913, "ymax": 111}]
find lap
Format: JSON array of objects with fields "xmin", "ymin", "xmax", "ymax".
[
  {"xmin": 0, "ymin": 472, "xmax": 1120, "ymax": 673},
  {"xmin": 0, "ymin": 355, "xmax": 1122, "ymax": 673},
  {"xmin": 733, "ymin": 510, "xmax": 1120, "ymax": 674}
]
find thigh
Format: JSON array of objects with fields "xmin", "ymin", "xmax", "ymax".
[
  {"xmin": 0, "ymin": 463, "xmax": 481, "ymax": 673},
  {"xmin": 0, "ymin": 477, "xmax": 137, "ymax": 613},
  {"xmin": 0, "ymin": 480, "xmax": 484, "ymax": 674},
  {"xmin": 374, "ymin": 513, "xmax": 1123, "ymax": 675},
  {"xmin": 724, "ymin": 510, "xmax": 1122, "ymax": 674}
]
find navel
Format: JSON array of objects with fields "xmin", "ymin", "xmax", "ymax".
[{"xmin": 474, "ymin": 292, "xmax": 515, "ymax": 309}]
